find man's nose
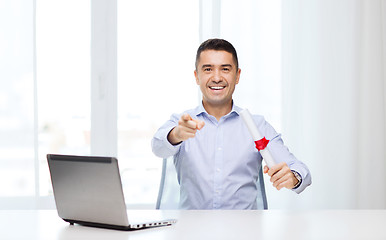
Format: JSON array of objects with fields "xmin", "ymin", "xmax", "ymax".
[{"xmin": 212, "ymin": 69, "xmax": 222, "ymax": 81}]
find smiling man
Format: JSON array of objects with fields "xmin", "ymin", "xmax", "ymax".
[{"xmin": 151, "ymin": 39, "xmax": 311, "ymax": 209}]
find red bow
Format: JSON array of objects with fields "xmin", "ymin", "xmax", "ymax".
[{"xmin": 254, "ymin": 137, "xmax": 269, "ymax": 150}]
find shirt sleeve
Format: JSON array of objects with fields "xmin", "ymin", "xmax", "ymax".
[
  {"xmin": 257, "ymin": 116, "xmax": 312, "ymax": 194},
  {"xmin": 151, "ymin": 113, "xmax": 182, "ymax": 159}
]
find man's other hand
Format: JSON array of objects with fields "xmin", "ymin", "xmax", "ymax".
[{"xmin": 263, "ymin": 162, "xmax": 299, "ymax": 190}]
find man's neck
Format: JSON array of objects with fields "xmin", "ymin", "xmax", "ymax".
[{"xmin": 202, "ymin": 100, "xmax": 233, "ymax": 121}]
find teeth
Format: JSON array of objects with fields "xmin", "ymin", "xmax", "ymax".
[{"xmin": 210, "ymin": 86, "xmax": 225, "ymax": 90}]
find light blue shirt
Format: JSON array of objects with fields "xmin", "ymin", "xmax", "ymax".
[{"xmin": 151, "ymin": 103, "xmax": 311, "ymax": 210}]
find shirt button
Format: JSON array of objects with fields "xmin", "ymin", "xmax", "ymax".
[
  {"xmin": 216, "ymin": 168, "xmax": 221, "ymax": 172},
  {"xmin": 218, "ymin": 147, "xmax": 222, "ymax": 151}
]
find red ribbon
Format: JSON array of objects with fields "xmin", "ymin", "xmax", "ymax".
[{"xmin": 254, "ymin": 137, "xmax": 269, "ymax": 151}]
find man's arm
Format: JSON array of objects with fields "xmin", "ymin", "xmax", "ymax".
[{"xmin": 256, "ymin": 117, "xmax": 312, "ymax": 193}]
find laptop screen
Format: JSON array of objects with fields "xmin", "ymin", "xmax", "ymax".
[{"xmin": 47, "ymin": 154, "xmax": 129, "ymax": 226}]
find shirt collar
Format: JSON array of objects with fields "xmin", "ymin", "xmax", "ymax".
[{"xmin": 193, "ymin": 101, "xmax": 243, "ymax": 118}]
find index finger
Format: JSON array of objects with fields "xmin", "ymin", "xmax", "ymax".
[
  {"xmin": 192, "ymin": 119, "xmax": 205, "ymax": 130},
  {"xmin": 181, "ymin": 113, "xmax": 192, "ymax": 122}
]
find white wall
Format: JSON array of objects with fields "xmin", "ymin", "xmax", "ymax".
[{"xmin": 277, "ymin": 0, "xmax": 386, "ymax": 209}]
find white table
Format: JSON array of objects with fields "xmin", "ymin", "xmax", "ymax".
[{"xmin": 1, "ymin": 209, "xmax": 386, "ymax": 240}]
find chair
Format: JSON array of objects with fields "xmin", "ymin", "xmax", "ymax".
[
  {"xmin": 156, "ymin": 156, "xmax": 268, "ymax": 210},
  {"xmin": 256, "ymin": 166, "xmax": 268, "ymax": 209},
  {"xmin": 156, "ymin": 156, "xmax": 180, "ymax": 209}
]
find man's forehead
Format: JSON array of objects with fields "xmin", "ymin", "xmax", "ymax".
[{"xmin": 198, "ymin": 50, "xmax": 235, "ymax": 66}]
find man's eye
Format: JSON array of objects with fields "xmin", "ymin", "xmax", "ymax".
[
  {"xmin": 204, "ymin": 68, "xmax": 211, "ymax": 72},
  {"xmin": 223, "ymin": 68, "xmax": 230, "ymax": 72}
]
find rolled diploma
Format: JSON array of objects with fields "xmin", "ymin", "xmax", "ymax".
[{"xmin": 239, "ymin": 109, "xmax": 276, "ymax": 168}]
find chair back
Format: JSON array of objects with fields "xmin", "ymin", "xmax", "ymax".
[{"xmin": 156, "ymin": 157, "xmax": 180, "ymax": 209}]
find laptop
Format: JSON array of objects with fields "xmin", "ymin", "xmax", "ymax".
[{"xmin": 47, "ymin": 154, "xmax": 177, "ymax": 230}]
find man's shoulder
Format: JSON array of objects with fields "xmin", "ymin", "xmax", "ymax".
[
  {"xmin": 250, "ymin": 113, "xmax": 265, "ymax": 122},
  {"xmin": 234, "ymin": 105, "xmax": 266, "ymax": 123}
]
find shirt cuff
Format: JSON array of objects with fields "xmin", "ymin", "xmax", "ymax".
[
  {"xmin": 161, "ymin": 126, "xmax": 182, "ymax": 152},
  {"xmin": 290, "ymin": 166, "xmax": 310, "ymax": 194}
]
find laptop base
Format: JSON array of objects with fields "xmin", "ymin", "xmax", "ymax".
[{"xmin": 64, "ymin": 218, "xmax": 177, "ymax": 231}]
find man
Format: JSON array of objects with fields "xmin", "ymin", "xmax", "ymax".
[{"xmin": 152, "ymin": 39, "xmax": 311, "ymax": 209}]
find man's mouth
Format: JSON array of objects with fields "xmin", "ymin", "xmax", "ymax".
[{"xmin": 209, "ymin": 86, "xmax": 225, "ymax": 90}]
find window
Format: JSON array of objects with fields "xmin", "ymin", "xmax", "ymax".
[
  {"xmin": 0, "ymin": 0, "xmax": 281, "ymax": 209},
  {"xmin": 0, "ymin": 0, "xmax": 35, "ymax": 197},
  {"xmin": 220, "ymin": 0, "xmax": 282, "ymax": 130},
  {"xmin": 0, "ymin": 0, "xmax": 90, "ymax": 208},
  {"xmin": 117, "ymin": 0, "xmax": 199, "ymax": 206},
  {"xmin": 36, "ymin": 0, "xmax": 91, "ymax": 196}
]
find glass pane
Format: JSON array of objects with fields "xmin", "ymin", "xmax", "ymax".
[
  {"xmin": 118, "ymin": 0, "xmax": 199, "ymax": 205},
  {"xmin": 0, "ymin": 0, "xmax": 35, "ymax": 196},
  {"xmin": 36, "ymin": 0, "xmax": 91, "ymax": 196},
  {"xmin": 220, "ymin": 0, "xmax": 282, "ymax": 130}
]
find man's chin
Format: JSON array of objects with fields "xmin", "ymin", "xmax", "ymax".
[{"xmin": 203, "ymin": 98, "xmax": 232, "ymax": 108}]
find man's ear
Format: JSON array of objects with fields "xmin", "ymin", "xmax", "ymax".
[
  {"xmin": 194, "ymin": 70, "xmax": 199, "ymax": 85},
  {"xmin": 236, "ymin": 68, "xmax": 241, "ymax": 84}
]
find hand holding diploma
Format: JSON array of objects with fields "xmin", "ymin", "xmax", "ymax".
[
  {"xmin": 240, "ymin": 109, "xmax": 300, "ymax": 190},
  {"xmin": 263, "ymin": 163, "xmax": 300, "ymax": 190}
]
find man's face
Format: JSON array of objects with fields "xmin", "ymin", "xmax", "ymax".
[{"xmin": 194, "ymin": 50, "xmax": 241, "ymax": 108}]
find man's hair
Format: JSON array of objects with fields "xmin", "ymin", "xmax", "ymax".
[{"xmin": 195, "ymin": 38, "xmax": 239, "ymax": 70}]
